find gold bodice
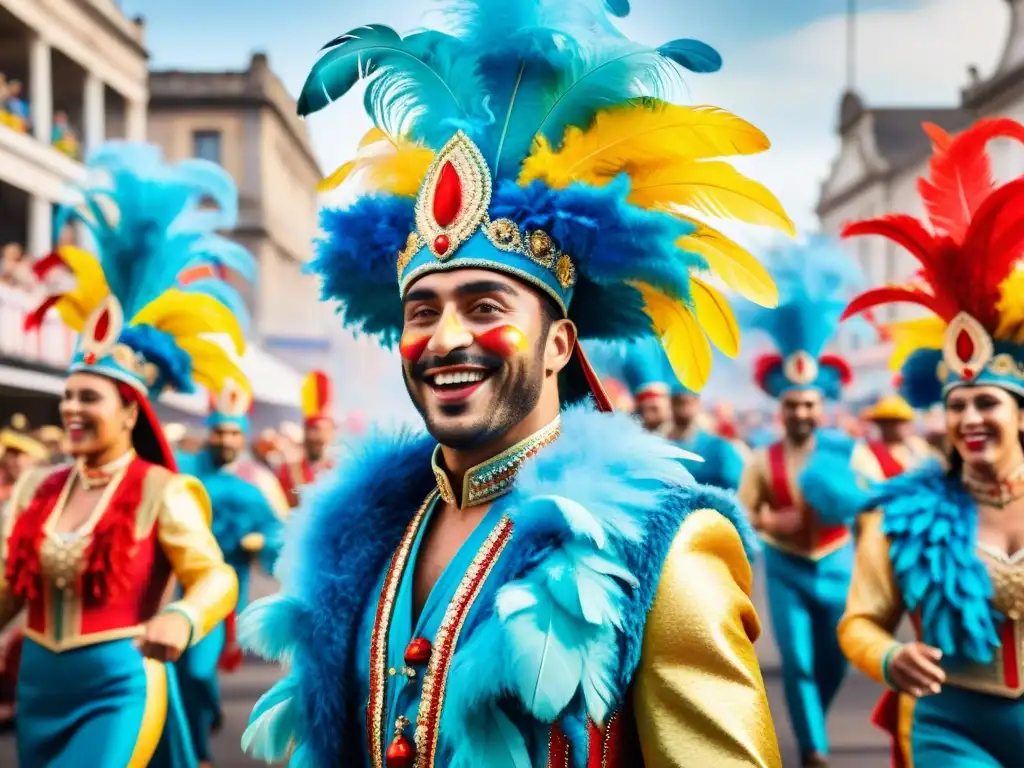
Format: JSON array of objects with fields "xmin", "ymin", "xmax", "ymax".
[
  {"xmin": 980, "ymin": 545, "xmax": 1024, "ymax": 622},
  {"xmin": 39, "ymin": 533, "xmax": 88, "ymax": 593}
]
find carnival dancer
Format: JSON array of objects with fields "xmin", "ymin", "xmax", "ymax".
[
  {"xmin": 837, "ymin": 117, "xmax": 1024, "ymax": 767},
  {"xmin": 175, "ymin": 380, "xmax": 286, "ymax": 767},
  {"xmin": 737, "ymin": 236, "xmax": 869, "ymax": 767},
  {"xmin": 0, "ymin": 142, "xmax": 247, "ymax": 767},
  {"xmin": 275, "ymin": 370, "xmax": 336, "ymax": 508},
  {"xmin": 238, "ymin": 1, "xmax": 795, "ymax": 765},
  {"xmin": 668, "ymin": 385, "xmax": 745, "ymax": 491},
  {"xmin": 854, "ymin": 391, "xmax": 937, "ymax": 484},
  {"xmin": 622, "ymin": 336, "xmax": 676, "ymax": 436}
]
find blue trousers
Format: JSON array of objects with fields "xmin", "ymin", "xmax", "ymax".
[
  {"xmin": 176, "ymin": 622, "xmax": 226, "ymax": 762},
  {"xmin": 912, "ymin": 685, "xmax": 1024, "ymax": 766},
  {"xmin": 763, "ymin": 543, "xmax": 852, "ymax": 758}
]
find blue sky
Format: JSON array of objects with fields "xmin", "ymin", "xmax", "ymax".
[{"xmin": 119, "ymin": 0, "xmax": 1008, "ymax": 411}]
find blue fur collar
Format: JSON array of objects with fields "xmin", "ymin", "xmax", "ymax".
[
  {"xmin": 872, "ymin": 462, "xmax": 1001, "ymax": 663},
  {"xmin": 239, "ymin": 407, "xmax": 754, "ymax": 766}
]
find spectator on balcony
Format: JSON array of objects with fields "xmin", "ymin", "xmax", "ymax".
[
  {"xmin": 1, "ymin": 80, "xmax": 29, "ymax": 133},
  {"xmin": 0, "ymin": 243, "xmax": 34, "ymax": 291},
  {"xmin": 51, "ymin": 112, "xmax": 79, "ymax": 159}
]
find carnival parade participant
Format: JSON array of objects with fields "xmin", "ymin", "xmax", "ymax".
[
  {"xmin": 175, "ymin": 380, "xmax": 286, "ymax": 767},
  {"xmin": 838, "ymin": 117, "xmax": 1024, "ymax": 767},
  {"xmin": 622, "ymin": 336, "xmax": 676, "ymax": 435},
  {"xmin": 737, "ymin": 236, "xmax": 868, "ymax": 767},
  {"xmin": 275, "ymin": 370, "xmax": 336, "ymax": 508},
  {"xmin": 238, "ymin": 0, "xmax": 794, "ymax": 765},
  {"xmin": 0, "ymin": 142, "xmax": 247, "ymax": 767},
  {"xmin": 0, "ymin": 415, "xmax": 50, "ymax": 506},
  {"xmin": 33, "ymin": 425, "xmax": 69, "ymax": 466},
  {"xmin": 854, "ymin": 390, "xmax": 937, "ymax": 483}
]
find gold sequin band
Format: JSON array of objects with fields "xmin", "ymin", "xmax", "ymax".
[{"xmin": 431, "ymin": 417, "xmax": 561, "ymax": 509}]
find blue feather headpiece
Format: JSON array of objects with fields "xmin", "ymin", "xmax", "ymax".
[
  {"xmin": 304, "ymin": 0, "xmax": 793, "ymax": 398},
  {"xmin": 740, "ymin": 235, "xmax": 863, "ymax": 400},
  {"xmin": 28, "ymin": 142, "xmax": 256, "ymax": 401}
]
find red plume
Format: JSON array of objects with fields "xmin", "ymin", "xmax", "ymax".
[{"xmin": 753, "ymin": 353, "xmax": 784, "ymax": 392}]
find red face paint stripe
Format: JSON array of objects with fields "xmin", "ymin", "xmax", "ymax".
[
  {"xmin": 399, "ymin": 334, "xmax": 431, "ymax": 362},
  {"xmin": 475, "ymin": 325, "xmax": 528, "ymax": 358}
]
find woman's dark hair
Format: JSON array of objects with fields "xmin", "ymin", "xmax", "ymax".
[{"xmin": 947, "ymin": 390, "xmax": 1024, "ymax": 477}]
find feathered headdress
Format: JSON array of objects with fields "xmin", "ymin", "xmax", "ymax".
[
  {"xmin": 207, "ymin": 377, "xmax": 255, "ymax": 433},
  {"xmin": 621, "ymin": 335, "xmax": 692, "ymax": 400},
  {"xmin": 741, "ymin": 235, "xmax": 862, "ymax": 400},
  {"xmin": 27, "ymin": 142, "xmax": 256, "ymax": 466},
  {"xmin": 841, "ymin": 118, "xmax": 1024, "ymax": 406},
  {"xmin": 305, "ymin": 0, "xmax": 792, "ymax": 402},
  {"xmin": 300, "ymin": 370, "xmax": 334, "ymax": 426}
]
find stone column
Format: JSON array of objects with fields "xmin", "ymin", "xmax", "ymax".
[
  {"xmin": 27, "ymin": 196, "xmax": 53, "ymax": 258},
  {"xmin": 125, "ymin": 96, "xmax": 147, "ymax": 141},
  {"xmin": 29, "ymin": 34, "xmax": 52, "ymax": 144},
  {"xmin": 83, "ymin": 73, "xmax": 106, "ymax": 154}
]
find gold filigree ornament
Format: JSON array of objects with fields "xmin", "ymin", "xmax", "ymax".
[
  {"xmin": 215, "ymin": 377, "xmax": 253, "ymax": 417},
  {"xmin": 943, "ymin": 312, "xmax": 994, "ymax": 381},
  {"xmin": 554, "ymin": 254, "xmax": 576, "ymax": 290},
  {"xmin": 78, "ymin": 295, "xmax": 125, "ymax": 366},
  {"xmin": 783, "ymin": 350, "xmax": 818, "ymax": 386}
]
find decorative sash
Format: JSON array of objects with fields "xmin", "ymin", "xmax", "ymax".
[
  {"xmin": 868, "ymin": 441, "xmax": 905, "ymax": 480},
  {"xmin": 766, "ymin": 442, "xmax": 847, "ymax": 554}
]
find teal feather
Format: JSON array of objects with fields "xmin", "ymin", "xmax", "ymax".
[
  {"xmin": 657, "ymin": 39, "xmax": 722, "ymax": 73},
  {"xmin": 242, "ymin": 676, "xmax": 300, "ymax": 761},
  {"xmin": 454, "ymin": 703, "xmax": 531, "ymax": 768}
]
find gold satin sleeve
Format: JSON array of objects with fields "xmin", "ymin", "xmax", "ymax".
[
  {"xmin": 0, "ymin": 468, "xmax": 50, "ymax": 629},
  {"xmin": 158, "ymin": 475, "xmax": 238, "ymax": 645},
  {"xmin": 633, "ymin": 508, "xmax": 782, "ymax": 768},
  {"xmin": 837, "ymin": 511, "xmax": 903, "ymax": 684}
]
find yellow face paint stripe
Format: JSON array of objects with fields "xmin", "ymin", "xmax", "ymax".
[{"xmin": 127, "ymin": 657, "xmax": 168, "ymax": 768}]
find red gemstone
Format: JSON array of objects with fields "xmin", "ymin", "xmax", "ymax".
[
  {"xmin": 94, "ymin": 308, "xmax": 110, "ymax": 342},
  {"xmin": 434, "ymin": 234, "xmax": 450, "ymax": 255},
  {"xmin": 955, "ymin": 328, "xmax": 975, "ymax": 363},
  {"xmin": 404, "ymin": 637, "xmax": 432, "ymax": 665},
  {"xmin": 84, "ymin": 352, "xmax": 97, "ymax": 364},
  {"xmin": 432, "ymin": 161, "xmax": 462, "ymax": 227},
  {"xmin": 385, "ymin": 735, "xmax": 415, "ymax": 768},
  {"xmin": 963, "ymin": 367, "xmax": 974, "ymax": 380},
  {"xmin": 794, "ymin": 356, "xmax": 805, "ymax": 376}
]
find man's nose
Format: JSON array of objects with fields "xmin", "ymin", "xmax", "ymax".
[{"xmin": 426, "ymin": 307, "xmax": 473, "ymax": 357}]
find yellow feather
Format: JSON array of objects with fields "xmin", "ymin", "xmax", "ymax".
[
  {"xmin": 317, "ymin": 133, "xmax": 433, "ymax": 197},
  {"xmin": 176, "ymin": 337, "xmax": 251, "ymax": 397},
  {"xmin": 676, "ymin": 218, "xmax": 778, "ymax": 308},
  {"xmin": 627, "ymin": 159, "xmax": 795, "ymax": 235},
  {"xmin": 690, "ymin": 276, "xmax": 741, "ymax": 357},
  {"xmin": 53, "ymin": 295, "xmax": 91, "ymax": 330},
  {"xmin": 886, "ymin": 316, "xmax": 946, "ymax": 371},
  {"xmin": 131, "ymin": 290, "xmax": 246, "ymax": 355},
  {"xmin": 996, "ymin": 267, "xmax": 1024, "ymax": 344},
  {"xmin": 519, "ymin": 102, "xmax": 770, "ymax": 188},
  {"xmin": 632, "ymin": 282, "xmax": 713, "ymax": 391}
]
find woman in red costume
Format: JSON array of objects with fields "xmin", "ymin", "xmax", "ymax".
[{"xmin": 0, "ymin": 142, "xmax": 251, "ymax": 767}]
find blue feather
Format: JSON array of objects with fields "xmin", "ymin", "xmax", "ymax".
[
  {"xmin": 604, "ymin": 0, "xmax": 629, "ymax": 16},
  {"xmin": 657, "ymin": 39, "xmax": 722, "ymax": 73}
]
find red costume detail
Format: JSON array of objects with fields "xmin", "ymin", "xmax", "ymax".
[
  {"xmin": 870, "ymin": 691, "xmax": 906, "ymax": 768},
  {"xmin": 94, "ymin": 307, "xmax": 111, "ymax": 341},
  {"xmin": 546, "ymin": 707, "xmax": 641, "ymax": 767},
  {"xmin": 753, "ymin": 354, "xmax": 785, "ymax": 392},
  {"xmin": 433, "ymin": 161, "xmax": 462, "ymax": 227},
  {"xmin": 867, "ymin": 442, "xmax": 905, "ymax": 480},
  {"xmin": 767, "ymin": 442, "xmax": 848, "ymax": 552},
  {"xmin": 433, "ymin": 234, "xmax": 451, "ymax": 255},
  {"xmin": 275, "ymin": 458, "xmax": 318, "ymax": 509},
  {"xmin": 385, "ymin": 733, "xmax": 415, "ymax": 767},
  {"xmin": 819, "ymin": 354, "xmax": 853, "ymax": 385},
  {"xmin": 403, "ymin": 637, "xmax": 431, "ymax": 665},
  {"xmin": 955, "ymin": 328, "xmax": 975, "ymax": 363},
  {"xmin": 219, "ymin": 610, "xmax": 244, "ymax": 672}
]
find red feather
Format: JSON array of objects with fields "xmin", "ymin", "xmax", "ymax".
[
  {"xmin": 959, "ymin": 177, "xmax": 1024, "ymax": 325},
  {"xmin": 753, "ymin": 353, "xmax": 783, "ymax": 392},
  {"xmin": 841, "ymin": 215, "xmax": 941, "ymax": 272},
  {"xmin": 23, "ymin": 294, "xmax": 63, "ymax": 331},
  {"xmin": 31, "ymin": 251, "xmax": 67, "ymax": 280},
  {"xmin": 842, "ymin": 287, "xmax": 950, "ymax": 322},
  {"xmin": 919, "ymin": 118, "xmax": 1024, "ymax": 242},
  {"xmin": 820, "ymin": 354, "xmax": 853, "ymax": 386}
]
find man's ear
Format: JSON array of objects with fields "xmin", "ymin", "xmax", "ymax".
[{"xmin": 545, "ymin": 319, "xmax": 577, "ymax": 376}]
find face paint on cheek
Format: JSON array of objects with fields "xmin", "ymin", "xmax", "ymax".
[
  {"xmin": 475, "ymin": 325, "xmax": 529, "ymax": 359},
  {"xmin": 399, "ymin": 333, "xmax": 431, "ymax": 362}
]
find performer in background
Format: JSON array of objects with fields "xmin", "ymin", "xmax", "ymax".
[
  {"xmin": 33, "ymin": 425, "xmax": 69, "ymax": 466},
  {"xmin": 239, "ymin": 0, "xmax": 793, "ymax": 765},
  {"xmin": 838, "ymin": 118, "xmax": 1024, "ymax": 768},
  {"xmin": 0, "ymin": 415, "xmax": 50, "ymax": 504},
  {"xmin": 176, "ymin": 380, "xmax": 285, "ymax": 767},
  {"xmin": 1, "ymin": 142, "xmax": 246, "ymax": 767},
  {"xmin": 276, "ymin": 370, "xmax": 336, "ymax": 508},
  {"xmin": 737, "ymin": 237, "xmax": 869, "ymax": 768},
  {"xmin": 668, "ymin": 386, "xmax": 745, "ymax": 491},
  {"xmin": 854, "ymin": 390, "xmax": 937, "ymax": 484},
  {"xmin": 621, "ymin": 336, "xmax": 675, "ymax": 435}
]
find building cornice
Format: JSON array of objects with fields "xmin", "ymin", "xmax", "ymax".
[{"xmin": 70, "ymin": 0, "xmax": 148, "ymax": 58}]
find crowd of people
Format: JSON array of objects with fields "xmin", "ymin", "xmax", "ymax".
[{"xmin": 0, "ymin": 73, "xmax": 81, "ymax": 159}]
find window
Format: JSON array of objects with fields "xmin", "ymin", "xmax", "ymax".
[{"xmin": 193, "ymin": 130, "xmax": 222, "ymax": 164}]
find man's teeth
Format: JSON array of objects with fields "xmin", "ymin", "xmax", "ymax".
[{"xmin": 433, "ymin": 370, "xmax": 487, "ymax": 387}]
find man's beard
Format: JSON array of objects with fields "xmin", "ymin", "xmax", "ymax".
[
  {"xmin": 210, "ymin": 445, "xmax": 238, "ymax": 467},
  {"xmin": 405, "ymin": 348, "xmax": 545, "ymax": 451}
]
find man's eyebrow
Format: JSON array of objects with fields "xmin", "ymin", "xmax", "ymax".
[
  {"xmin": 404, "ymin": 288, "xmax": 439, "ymax": 303},
  {"xmin": 454, "ymin": 280, "xmax": 519, "ymax": 297}
]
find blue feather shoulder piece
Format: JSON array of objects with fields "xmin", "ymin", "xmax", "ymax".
[{"xmin": 872, "ymin": 462, "xmax": 1001, "ymax": 663}]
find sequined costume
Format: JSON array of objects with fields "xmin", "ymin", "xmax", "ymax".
[
  {"xmin": 736, "ymin": 237, "xmax": 869, "ymax": 763},
  {"xmin": 174, "ymin": 383, "xmax": 286, "ymax": 762},
  {"xmin": 2, "ymin": 142, "xmax": 250, "ymax": 767},
  {"xmin": 275, "ymin": 370, "xmax": 336, "ymax": 508},
  {"xmin": 838, "ymin": 117, "xmax": 1024, "ymax": 767},
  {"xmin": 239, "ymin": 1, "xmax": 794, "ymax": 765}
]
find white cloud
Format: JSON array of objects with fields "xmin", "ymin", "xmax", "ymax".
[{"xmin": 685, "ymin": 0, "xmax": 1007, "ymax": 231}]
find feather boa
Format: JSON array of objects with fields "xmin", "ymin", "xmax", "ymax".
[
  {"xmin": 872, "ymin": 462, "xmax": 1001, "ymax": 663},
  {"xmin": 238, "ymin": 407, "xmax": 754, "ymax": 766}
]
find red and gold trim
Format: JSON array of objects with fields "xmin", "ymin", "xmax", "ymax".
[
  {"xmin": 367, "ymin": 493, "xmax": 435, "ymax": 768},
  {"xmin": 941, "ymin": 311, "xmax": 994, "ymax": 382},
  {"xmin": 414, "ymin": 516, "xmax": 513, "ymax": 767},
  {"xmin": 545, "ymin": 708, "xmax": 639, "ymax": 767}
]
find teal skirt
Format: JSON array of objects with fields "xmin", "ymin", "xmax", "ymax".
[
  {"xmin": 912, "ymin": 684, "xmax": 1024, "ymax": 766},
  {"xmin": 17, "ymin": 636, "xmax": 197, "ymax": 767}
]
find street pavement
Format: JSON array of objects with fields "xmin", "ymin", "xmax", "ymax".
[{"xmin": 0, "ymin": 567, "xmax": 895, "ymax": 767}]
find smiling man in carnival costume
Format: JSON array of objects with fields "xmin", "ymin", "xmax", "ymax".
[
  {"xmin": 737, "ymin": 237, "xmax": 871, "ymax": 768},
  {"xmin": 275, "ymin": 370, "xmax": 336, "ymax": 508},
  {"xmin": 839, "ymin": 118, "xmax": 1024, "ymax": 768},
  {"xmin": 2, "ymin": 142, "xmax": 248, "ymax": 765},
  {"xmin": 240, "ymin": 1, "xmax": 794, "ymax": 766},
  {"xmin": 175, "ymin": 379, "xmax": 286, "ymax": 767}
]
